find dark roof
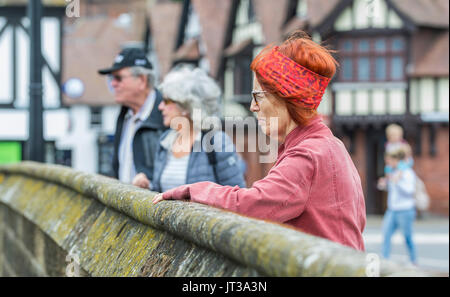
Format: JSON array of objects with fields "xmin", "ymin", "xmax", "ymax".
[
  {"xmin": 283, "ymin": 16, "xmax": 308, "ymax": 37},
  {"xmin": 295, "ymin": 0, "xmax": 449, "ymax": 32},
  {"xmin": 173, "ymin": 38, "xmax": 201, "ymax": 62},
  {"xmin": 224, "ymin": 38, "xmax": 254, "ymax": 57},
  {"xmin": 192, "ymin": 0, "xmax": 233, "ymax": 78},
  {"xmin": 306, "ymin": 0, "xmax": 341, "ymax": 28},
  {"xmin": 410, "ymin": 31, "xmax": 449, "ymax": 77},
  {"xmin": 149, "ymin": 1, "xmax": 183, "ymax": 78},
  {"xmin": 390, "ymin": 0, "xmax": 449, "ymax": 28},
  {"xmin": 281, "ymin": 0, "xmax": 341, "ymax": 32},
  {"xmin": 279, "ymin": 0, "xmax": 449, "ymax": 78},
  {"xmin": 149, "ymin": 0, "xmax": 449, "ymax": 80},
  {"xmin": 253, "ymin": 0, "xmax": 290, "ymax": 44}
]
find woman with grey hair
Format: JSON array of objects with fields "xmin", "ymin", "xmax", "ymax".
[{"xmin": 132, "ymin": 65, "xmax": 246, "ymax": 191}]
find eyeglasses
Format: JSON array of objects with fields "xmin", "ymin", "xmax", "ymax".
[
  {"xmin": 251, "ymin": 90, "xmax": 267, "ymax": 107},
  {"xmin": 162, "ymin": 98, "xmax": 176, "ymax": 105},
  {"xmin": 107, "ymin": 74, "xmax": 134, "ymax": 83}
]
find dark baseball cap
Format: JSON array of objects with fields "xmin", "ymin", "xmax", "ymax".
[{"xmin": 98, "ymin": 48, "xmax": 153, "ymax": 75}]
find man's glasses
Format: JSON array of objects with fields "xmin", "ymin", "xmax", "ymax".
[
  {"xmin": 251, "ymin": 90, "xmax": 267, "ymax": 107},
  {"xmin": 107, "ymin": 74, "xmax": 134, "ymax": 83}
]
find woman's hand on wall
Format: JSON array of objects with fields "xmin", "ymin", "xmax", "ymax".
[{"xmin": 152, "ymin": 184, "xmax": 191, "ymax": 204}]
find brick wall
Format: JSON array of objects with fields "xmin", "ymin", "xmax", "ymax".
[{"xmin": 413, "ymin": 125, "xmax": 449, "ymax": 215}]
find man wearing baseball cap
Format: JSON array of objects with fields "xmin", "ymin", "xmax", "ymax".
[{"xmin": 98, "ymin": 48, "xmax": 166, "ymax": 188}]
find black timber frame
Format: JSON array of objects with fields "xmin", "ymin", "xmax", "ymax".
[{"xmin": 0, "ymin": 5, "xmax": 65, "ymax": 109}]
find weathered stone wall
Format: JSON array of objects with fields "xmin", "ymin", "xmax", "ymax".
[
  {"xmin": 0, "ymin": 204, "xmax": 85, "ymax": 276},
  {"xmin": 0, "ymin": 162, "xmax": 430, "ymax": 277}
]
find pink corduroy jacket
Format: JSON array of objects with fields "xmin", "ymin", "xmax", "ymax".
[{"xmin": 162, "ymin": 116, "xmax": 366, "ymax": 251}]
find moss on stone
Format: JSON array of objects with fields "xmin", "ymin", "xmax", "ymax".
[{"xmin": 0, "ymin": 161, "xmax": 432, "ymax": 277}]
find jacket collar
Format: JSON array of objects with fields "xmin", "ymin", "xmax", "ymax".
[
  {"xmin": 140, "ymin": 89, "xmax": 166, "ymax": 130},
  {"xmin": 124, "ymin": 89, "xmax": 156, "ymax": 122},
  {"xmin": 120, "ymin": 89, "xmax": 165, "ymax": 131},
  {"xmin": 279, "ymin": 115, "xmax": 326, "ymax": 154}
]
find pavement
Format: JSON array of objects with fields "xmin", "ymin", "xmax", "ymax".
[{"xmin": 363, "ymin": 214, "xmax": 449, "ymax": 276}]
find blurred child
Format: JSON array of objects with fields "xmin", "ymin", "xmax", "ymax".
[
  {"xmin": 378, "ymin": 148, "xmax": 417, "ymax": 265},
  {"xmin": 384, "ymin": 124, "xmax": 413, "ymax": 175}
]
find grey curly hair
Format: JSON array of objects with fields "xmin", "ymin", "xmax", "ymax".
[{"xmin": 158, "ymin": 64, "xmax": 221, "ymax": 128}]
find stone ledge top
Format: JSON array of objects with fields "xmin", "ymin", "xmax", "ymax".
[{"xmin": 0, "ymin": 161, "xmax": 431, "ymax": 277}]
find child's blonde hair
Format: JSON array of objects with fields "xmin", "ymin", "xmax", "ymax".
[{"xmin": 386, "ymin": 124, "xmax": 403, "ymax": 141}]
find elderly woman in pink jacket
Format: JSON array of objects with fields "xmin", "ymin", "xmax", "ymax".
[{"xmin": 153, "ymin": 31, "xmax": 366, "ymax": 251}]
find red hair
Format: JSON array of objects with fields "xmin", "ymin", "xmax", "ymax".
[{"xmin": 251, "ymin": 30, "xmax": 338, "ymax": 127}]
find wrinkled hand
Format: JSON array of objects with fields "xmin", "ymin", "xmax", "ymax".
[
  {"xmin": 152, "ymin": 193, "xmax": 165, "ymax": 204},
  {"xmin": 132, "ymin": 173, "xmax": 150, "ymax": 189},
  {"xmin": 152, "ymin": 185, "xmax": 191, "ymax": 204}
]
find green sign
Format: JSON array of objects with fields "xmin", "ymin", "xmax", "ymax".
[{"xmin": 0, "ymin": 142, "xmax": 22, "ymax": 164}]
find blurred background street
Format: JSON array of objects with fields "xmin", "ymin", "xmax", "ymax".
[{"xmin": 364, "ymin": 214, "xmax": 449, "ymax": 275}]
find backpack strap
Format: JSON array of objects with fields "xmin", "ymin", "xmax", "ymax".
[{"xmin": 201, "ymin": 130, "xmax": 219, "ymax": 183}]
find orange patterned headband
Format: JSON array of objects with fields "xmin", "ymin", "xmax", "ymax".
[{"xmin": 254, "ymin": 46, "xmax": 331, "ymax": 110}]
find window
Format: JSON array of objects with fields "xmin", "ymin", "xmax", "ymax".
[
  {"xmin": 98, "ymin": 134, "xmax": 114, "ymax": 176},
  {"xmin": 374, "ymin": 39, "xmax": 386, "ymax": 52},
  {"xmin": 391, "ymin": 57, "xmax": 404, "ymax": 80},
  {"xmin": 342, "ymin": 58, "xmax": 353, "ymax": 80},
  {"xmin": 391, "ymin": 37, "xmax": 404, "ymax": 51},
  {"xmin": 44, "ymin": 142, "xmax": 71, "ymax": 166},
  {"xmin": 375, "ymin": 57, "xmax": 387, "ymax": 80},
  {"xmin": 358, "ymin": 57, "xmax": 370, "ymax": 81},
  {"xmin": 338, "ymin": 36, "xmax": 406, "ymax": 82},
  {"xmin": 358, "ymin": 40, "xmax": 370, "ymax": 52},
  {"xmin": 54, "ymin": 149, "xmax": 72, "ymax": 167},
  {"xmin": 343, "ymin": 40, "xmax": 353, "ymax": 52},
  {"xmin": 90, "ymin": 107, "xmax": 102, "ymax": 128}
]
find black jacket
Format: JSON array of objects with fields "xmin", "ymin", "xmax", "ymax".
[{"xmin": 112, "ymin": 89, "xmax": 167, "ymax": 181}]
